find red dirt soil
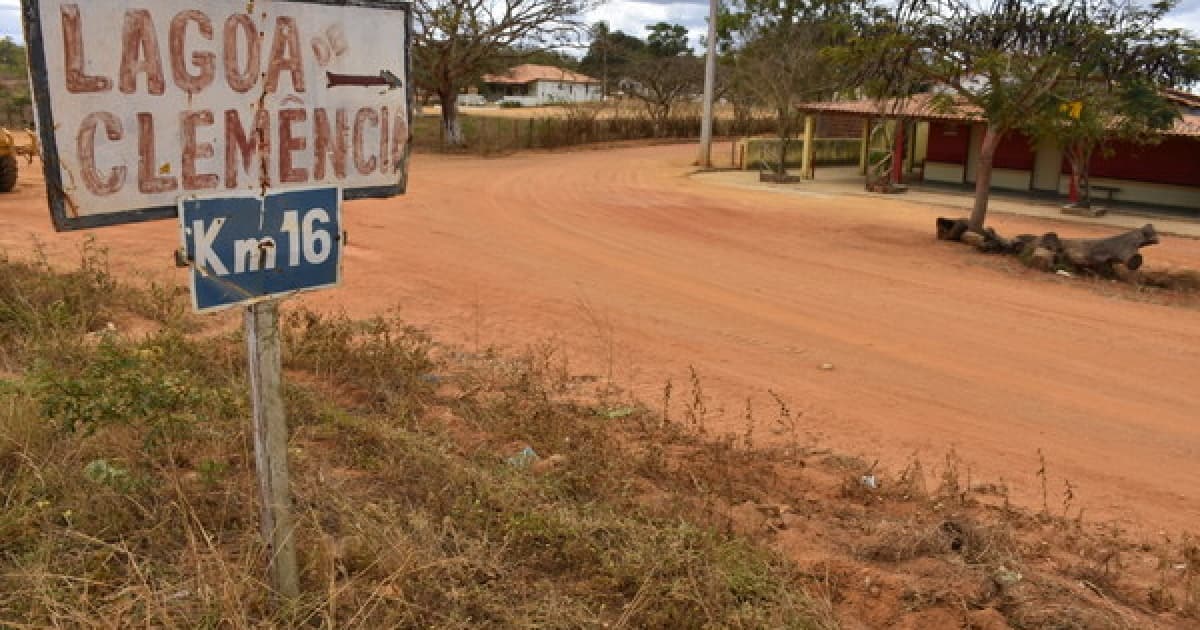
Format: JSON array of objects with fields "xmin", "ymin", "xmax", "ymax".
[{"xmin": 2, "ymin": 144, "xmax": 1198, "ymax": 535}]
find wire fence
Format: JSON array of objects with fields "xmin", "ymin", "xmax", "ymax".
[{"xmin": 412, "ymin": 109, "xmax": 778, "ymax": 156}]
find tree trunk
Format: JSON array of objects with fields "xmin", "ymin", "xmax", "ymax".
[
  {"xmin": 891, "ymin": 119, "xmax": 905, "ymax": 185},
  {"xmin": 1078, "ymin": 146, "xmax": 1094, "ymax": 207},
  {"xmin": 439, "ymin": 90, "xmax": 465, "ymax": 146},
  {"xmin": 1059, "ymin": 226, "xmax": 1157, "ymax": 270},
  {"xmin": 968, "ymin": 125, "xmax": 1003, "ymax": 233},
  {"xmin": 937, "ymin": 217, "xmax": 1160, "ymax": 274},
  {"xmin": 1066, "ymin": 146, "xmax": 1087, "ymax": 207},
  {"xmin": 601, "ymin": 46, "xmax": 608, "ymax": 99}
]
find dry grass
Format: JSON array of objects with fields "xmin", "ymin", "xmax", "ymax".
[
  {"xmin": 412, "ymin": 101, "xmax": 775, "ymax": 156},
  {"xmin": 2, "ymin": 246, "xmax": 1198, "ymax": 629},
  {"xmin": 0, "ymin": 247, "xmax": 822, "ymax": 628}
]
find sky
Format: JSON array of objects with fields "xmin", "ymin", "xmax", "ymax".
[
  {"xmin": 587, "ymin": 0, "xmax": 1200, "ymax": 53},
  {"xmin": 587, "ymin": 0, "xmax": 714, "ymax": 50},
  {"xmin": 0, "ymin": 0, "xmax": 1197, "ymax": 56}
]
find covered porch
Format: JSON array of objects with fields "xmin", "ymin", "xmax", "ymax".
[{"xmin": 696, "ymin": 163, "xmax": 1200, "ymax": 232}]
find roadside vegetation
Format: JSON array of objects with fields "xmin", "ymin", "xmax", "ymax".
[
  {"xmin": 0, "ymin": 37, "xmax": 32, "ymax": 126},
  {"xmin": 3, "ymin": 244, "xmax": 1199, "ymax": 628},
  {"xmin": 411, "ymin": 102, "xmax": 775, "ymax": 156},
  {"xmin": 0, "ymin": 245, "xmax": 820, "ymax": 627}
]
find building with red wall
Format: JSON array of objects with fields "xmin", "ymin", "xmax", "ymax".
[{"xmin": 798, "ymin": 91, "xmax": 1200, "ymax": 211}]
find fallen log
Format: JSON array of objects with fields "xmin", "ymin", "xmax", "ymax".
[
  {"xmin": 1057, "ymin": 224, "xmax": 1158, "ymax": 272},
  {"xmin": 936, "ymin": 218, "xmax": 1161, "ymax": 276},
  {"xmin": 940, "ymin": 219, "xmax": 1022, "ymax": 255},
  {"xmin": 1017, "ymin": 233, "xmax": 1062, "ymax": 271},
  {"xmin": 936, "ymin": 217, "xmax": 969, "ymax": 241}
]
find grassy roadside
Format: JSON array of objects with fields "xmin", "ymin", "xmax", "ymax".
[
  {"xmin": 0, "ymin": 246, "xmax": 820, "ymax": 628},
  {"xmin": 2, "ymin": 245, "xmax": 1198, "ymax": 628}
]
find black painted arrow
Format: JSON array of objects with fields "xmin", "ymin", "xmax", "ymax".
[{"xmin": 326, "ymin": 70, "xmax": 404, "ymax": 89}]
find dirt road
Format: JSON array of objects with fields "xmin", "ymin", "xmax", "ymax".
[{"xmin": 3, "ymin": 145, "xmax": 1198, "ymax": 532}]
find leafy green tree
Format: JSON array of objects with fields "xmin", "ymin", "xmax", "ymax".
[
  {"xmin": 580, "ymin": 23, "xmax": 648, "ymax": 95},
  {"xmin": 645, "ymin": 22, "xmax": 691, "ymax": 57},
  {"xmin": 1024, "ymin": 79, "xmax": 1180, "ymax": 208},
  {"xmin": 901, "ymin": 0, "xmax": 1200, "ymax": 232},
  {"xmin": 0, "ymin": 37, "xmax": 33, "ymax": 126},
  {"xmin": 835, "ymin": 3, "xmax": 929, "ymax": 189},
  {"xmin": 721, "ymin": 0, "xmax": 869, "ymax": 175},
  {"xmin": 0, "ymin": 37, "xmax": 26, "ymax": 78}
]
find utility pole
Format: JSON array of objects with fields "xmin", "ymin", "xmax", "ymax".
[{"xmin": 698, "ymin": 0, "xmax": 719, "ymax": 167}]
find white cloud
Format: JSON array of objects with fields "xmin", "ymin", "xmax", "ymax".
[
  {"xmin": 587, "ymin": 0, "xmax": 1200, "ymax": 56},
  {"xmin": 586, "ymin": 1, "xmax": 712, "ymax": 53},
  {"xmin": 0, "ymin": 1, "xmax": 1196, "ymax": 62}
]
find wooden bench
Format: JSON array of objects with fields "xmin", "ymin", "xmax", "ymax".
[{"xmin": 1089, "ymin": 185, "xmax": 1121, "ymax": 201}]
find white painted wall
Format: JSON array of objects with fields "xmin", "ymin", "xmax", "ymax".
[
  {"xmin": 1057, "ymin": 176, "xmax": 1200, "ymax": 209},
  {"xmin": 499, "ymin": 96, "xmax": 542, "ymax": 107},
  {"xmin": 534, "ymin": 80, "xmax": 602, "ymax": 104},
  {"xmin": 925, "ymin": 162, "xmax": 965, "ymax": 184},
  {"xmin": 965, "ymin": 125, "xmax": 984, "ymax": 183},
  {"xmin": 1031, "ymin": 139, "xmax": 1064, "ymax": 192},
  {"xmin": 990, "ymin": 168, "xmax": 1033, "ymax": 191}
]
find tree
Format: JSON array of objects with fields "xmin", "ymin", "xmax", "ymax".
[
  {"xmin": 721, "ymin": 0, "xmax": 867, "ymax": 176},
  {"xmin": 646, "ymin": 22, "xmax": 691, "ymax": 57},
  {"xmin": 1025, "ymin": 79, "xmax": 1180, "ymax": 208},
  {"xmin": 837, "ymin": 3, "xmax": 929, "ymax": 190},
  {"xmin": 623, "ymin": 53, "xmax": 704, "ymax": 129},
  {"xmin": 902, "ymin": 0, "xmax": 1200, "ymax": 232},
  {"xmin": 413, "ymin": 0, "xmax": 589, "ymax": 146},
  {"xmin": 586, "ymin": 22, "xmax": 612, "ymax": 97},
  {"xmin": 0, "ymin": 37, "xmax": 26, "ymax": 78},
  {"xmin": 581, "ymin": 23, "xmax": 649, "ymax": 97},
  {"xmin": 621, "ymin": 23, "xmax": 703, "ymax": 129}
]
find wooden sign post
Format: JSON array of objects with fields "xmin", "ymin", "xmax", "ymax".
[
  {"xmin": 246, "ymin": 300, "xmax": 300, "ymax": 598},
  {"xmin": 22, "ymin": 0, "xmax": 414, "ymax": 600}
]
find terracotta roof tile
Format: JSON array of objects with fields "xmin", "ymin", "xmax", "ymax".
[
  {"xmin": 1164, "ymin": 88, "xmax": 1200, "ymax": 109},
  {"xmin": 797, "ymin": 93, "xmax": 1200, "ymax": 139},
  {"xmin": 481, "ymin": 64, "xmax": 599, "ymax": 85},
  {"xmin": 796, "ymin": 93, "xmax": 983, "ymax": 122},
  {"xmin": 1175, "ymin": 113, "xmax": 1200, "ymax": 138}
]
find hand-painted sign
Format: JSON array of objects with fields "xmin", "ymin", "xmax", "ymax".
[
  {"xmin": 179, "ymin": 186, "xmax": 341, "ymax": 313},
  {"xmin": 21, "ymin": 0, "xmax": 412, "ymax": 231}
]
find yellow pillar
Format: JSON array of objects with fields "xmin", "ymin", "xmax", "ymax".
[
  {"xmin": 801, "ymin": 114, "xmax": 816, "ymax": 180},
  {"xmin": 859, "ymin": 118, "xmax": 870, "ymax": 175}
]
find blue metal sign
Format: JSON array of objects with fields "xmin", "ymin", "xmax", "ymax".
[{"xmin": 179, "ymin": 187, "xmax": 342, "ymax": 313}]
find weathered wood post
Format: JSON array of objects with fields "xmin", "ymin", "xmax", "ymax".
[
  {"xmin": 246, "ymin": 300, "xmax": 300, "ymax": 599},
  {"xmin": 22, "ymin": 0, "xmax": 413, "ymax": 605},
  {"xmin": 800, "ymin": 114, "xmax": 816, "ymax": 179}
]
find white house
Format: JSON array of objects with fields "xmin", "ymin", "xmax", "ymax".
[{"xmin": 480, "ymin": 64, "xmax": 602, "ymax": 106}]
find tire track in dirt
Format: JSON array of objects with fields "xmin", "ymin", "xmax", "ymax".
[{"xmin": 2, "ymin": 146, "xmax": 1198, "ymax": 532}]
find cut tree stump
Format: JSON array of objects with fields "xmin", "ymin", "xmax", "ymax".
[{"xmin": 936, "ymin": 217, "xmax": 970, "ymax": 241}]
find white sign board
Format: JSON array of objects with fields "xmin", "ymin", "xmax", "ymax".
[{"xmin": 22, "ymin": 0, "xmax": 412, "ymax": 231}]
